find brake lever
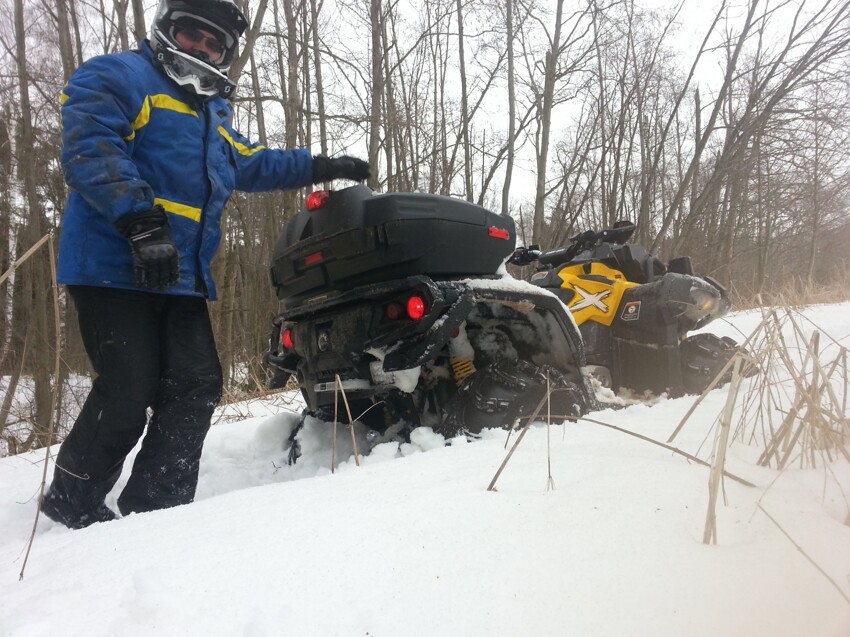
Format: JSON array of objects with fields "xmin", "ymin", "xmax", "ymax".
[{"xmin": 509, "ymin": 246, "xmax": 541, "ymax": 266}]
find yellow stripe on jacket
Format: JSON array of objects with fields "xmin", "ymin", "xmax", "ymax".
[
  {"xmin": 154, "ymin": 197, "xmax": 202, "ymax": 223},
  {"xmin": 217, "ymin": 126, "xmax": 266, "ymax": 156},
  {"xmin": 125, "ymin": 95, "xmax": 198, "ymax": 141}
]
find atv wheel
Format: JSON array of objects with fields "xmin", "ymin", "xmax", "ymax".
[
  {"xmin": 440, "ymin": 360, "xmax": 590, "ymax": 436},
  {"xmin": 680, "ymin": 333, "xmax": 751, "ymax": 394}
]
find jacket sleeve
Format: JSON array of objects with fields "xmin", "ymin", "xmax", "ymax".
[
  {"xmin": 60, "ymin": 56, "xmax": 154, "ymax": 223},
  {"xmin": 218, "ymin": 123, "xmax": 314, "ymax": 192}
]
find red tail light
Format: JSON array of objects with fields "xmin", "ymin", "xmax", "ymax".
[
  {"xmin": 306, "ymin": 190, "xmax": 330, "ymax": 211},
  {"xmin": 406, "ymin": 295, "xmax": 426, "ymax": 320},
  {"xmin": 281, "ymin": 328, "xmax": 295, "ymax": 349},
  {"xmin": 385, "ymin": 295, "xmax": 428, "ymax": 321},
  {"xmin": 488, "ymin": 226, "xmax": 510, "ymax": 240}
]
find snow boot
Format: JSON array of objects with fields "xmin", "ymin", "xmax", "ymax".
[{"xmin": 40, "ymin": 488, "xmax": 118, "ymax": 530}]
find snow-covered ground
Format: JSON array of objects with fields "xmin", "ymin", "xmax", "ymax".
[{"xmin": 1, "ymin": 304, "xmax": 849, "ymax": 637}]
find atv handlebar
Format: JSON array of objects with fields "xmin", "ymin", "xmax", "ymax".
[
  {"xmin": 509, "ymin": 246, "xmax": 542, "ymax": 266},
  {"xmin": 597, "ymin": 221, "xmax": 636, "ymax": 245},
  {"xmin": 509, "ymin": 221, "xmax": 637, "ymax": 268}
]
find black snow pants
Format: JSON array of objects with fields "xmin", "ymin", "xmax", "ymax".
[{"xmin": 49, "ymin": 285, "xmax": 223, "ymax": 517}]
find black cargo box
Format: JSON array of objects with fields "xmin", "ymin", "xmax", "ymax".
[{"xmin": 270, "ymin": 185, "xmax": 516, "ymax": 303}]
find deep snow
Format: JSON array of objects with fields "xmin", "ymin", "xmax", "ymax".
[{"xmin": 1, "ymin": 304, "xmax": 849, "ymax": 637}]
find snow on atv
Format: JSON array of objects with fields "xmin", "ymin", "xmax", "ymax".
[{"xmin": 264, "ymin": 185, "xmax": 599, "ymax": 459}]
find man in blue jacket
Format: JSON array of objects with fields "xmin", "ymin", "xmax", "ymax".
[{"xmin": 42, "ymin": 0, "xmax": 370, "ymax": 529}]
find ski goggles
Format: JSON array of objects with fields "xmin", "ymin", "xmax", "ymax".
[
  {"xmin": 156, "ymin": 47, "xmax": 237, "ymax": 97},
  {"xmin": 173, "ymin": 25, "xmax": 226, "ymax": 61}
]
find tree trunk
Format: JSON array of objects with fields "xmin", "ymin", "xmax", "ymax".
[
  {"xmin": 380, "ymin": 9, "xmax": 398, "ymax": 190},
  {"xmin": 115, "ymin": 0, "xmax": 130, "ymax": 51},
  {"xmin": 501, "ymin": 0, "xmax": 516, "ymax": 215},
  {"xmin": 55, "ymin": 0, "xmax": 76, "ymax": 81},
  {"xmin": 249, "ymin": 50, "xmax": 267, "ymax": 145},
  {"xmin": 310, "ymin": 0, "xmax": 327, "ymax": 154},
  {"xmin": 532, "ymin": 0, "xmax": 564, "ymax": 245},
  {"xmin": 69, "ymin": 0, "xmax": 84, "ymax": 66},
  {"xmin": 590, "ymin": 0, "xmax": 608, "ymax": 231},
  {"xmin": 301, "ymin": 7, "xmax": 313, "ymax": 150},
  {"xmin": 368, "ymin": 0, "xmax": 384, "ymax": 189},
  {"xmin": 130, "ymin": 0, "xmax": 146, "ymax": 46},
  {"xmin": 455, "ymin": 0, "xmax": 472, "ymax": 201},
  {"xmin": 14, "ymin": 0, "xmax": 54, "ymax": 448},
  {"xmin": 0, "ymin": 114, "xmax": 10, "ymax": 374},
  {"xmin": 283, "ymin": 0, "xmax": 300, "ymax": 148},
  {"xmin": 231, "ymin": 0, "xmax": 269, "ymax": 84}
]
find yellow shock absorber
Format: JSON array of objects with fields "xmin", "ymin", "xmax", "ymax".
[
  {"xmin": 449, "ymin": 321, "xmax": 477, "ymax": 385},
  {"xmin": 450, "ymin": 357, "xmax": 476, "ymax": 385}
]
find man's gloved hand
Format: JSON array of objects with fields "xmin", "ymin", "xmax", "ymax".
[
  {"xmin": 115, "ymin": 205, "xmax": 180, "ymax": 291},
  {"xmin": 312, "ymin": 154, "xmax": 371, "ymax": 184}
]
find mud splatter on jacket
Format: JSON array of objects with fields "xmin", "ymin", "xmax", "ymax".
[{"xmin": 58, "ymin": 41, "xmax": 313, "ymax": 299}]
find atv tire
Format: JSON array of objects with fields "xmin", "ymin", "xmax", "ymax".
[
  {"xmin": 680, "ymin": 333, "xmax": 748, "ymax": 394},
  {"xmin": 441, "ymin": 360, "xmax": 589, "ymax": 436}
]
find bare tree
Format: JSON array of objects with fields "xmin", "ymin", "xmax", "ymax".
[
  {"xmin": 367, "ymin": 0, "xmax": 385, "ymax": 188},
  {"xmin": 130, "ymin": 0, "xmax": 146, "ymax": 45},
  {"xmin": 501, "ymin": 0, "xmax": 516, "ymax": 215},
  {"xmin": 527, "ymin": 0, "xmax": 594, "ymax": 245},
  {"xmin": 55, "ymin": 0, "xmax": 76, "ymax": 80},
  {"xmin": 13, "ymin": 0, "xmax": 54, "ymax": 447}
]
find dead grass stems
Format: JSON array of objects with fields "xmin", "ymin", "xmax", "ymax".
[{"xmin": 16, "ymin": 233, "xmax": 61, "ymax": 581}]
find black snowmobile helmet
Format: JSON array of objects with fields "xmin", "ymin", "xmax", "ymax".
[{"xmin": 150, "ymin": 0, "xmax": 248, "ymax": 98}]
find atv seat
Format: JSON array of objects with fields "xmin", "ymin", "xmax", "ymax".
[{"xmin": 607, "ymin": 244, "xmax": 666, "ymax": 284}]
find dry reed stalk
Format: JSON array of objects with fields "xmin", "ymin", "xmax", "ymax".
[
  {"xmin": 779, "ymin": 332, "xmax": 822, "ymax": 469},
  {"xmin": 487, "ymin": 399, "xmax": 759, "ymax": 494},
  {"xmin": 667, "ymin": 312, "xmax": 771, "ymax": 443},
  {"xmin": 808, "ymin": 347, "xmax": 850, "ymax": 432},
  {"xmin": 790, "ymin": 316, "xmax": 847, "ymax": 422},
  {"xmin": 334, "ymin": 373, "xmax": 360, "ymax": 467},
  {"xmin": 757, "ymin": 504, "xmax": 850, "ymax": 605},
  {"xmin": 546, "ymin": 373, "xmax": 555, "ymax": 492},
  {"xmin": 577, "ymin": 416, "xmax": 756, "ymax": 487},
  {"xmin": 759, "ymin": 307, "xmax": 850, "ymax": 470},
  {"xmin": 757, "ymin": 330, "xmax": 848, "ymax": 468},
  {"xmin": 703, "ymin": 356, "xmax": 743, "ymax": 545},
  {"xmin": 0, "ymin": 233, "xmax": 51, "ymax": 287},
  {"xmin": 736, "ymin": 317, "xmax": 783, "ymax": 448},
  {"xmin": 776, "ymin": 331, "xmax": 849, "ymax": 466},
  {"xmin": 487, "ymin": 392, "xmax": 550, "ymax": 492},
  {"xmin": 779, "ymin": 422, "xmax": 809, "ymax": 470},
  {"xmin": 20, "ymin": 232, "xmax": 61, "ymax": 581},
  {"xmin": 758, "ymin": 392, "xmax": 806, "ymax": 467},
  {"xmin": 842, "ymin": 348, "xmax": 848, "ymax": 424},
  {"xmin": 332, "ymin": 375, "xmax": 340, "ymax": 473}
]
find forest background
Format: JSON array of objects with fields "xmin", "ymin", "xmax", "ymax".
[{"xmin": 1, "ymin": 0, "xmax": 849, "ymax": 455}]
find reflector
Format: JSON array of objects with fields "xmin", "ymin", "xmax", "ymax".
[
  {"xmin": 304, "ymin": 251, "xmax": 324, "ymax": 265},
  {"xmin": 281, "ymin": 328, "xmax": 294, "ymax": 349}
]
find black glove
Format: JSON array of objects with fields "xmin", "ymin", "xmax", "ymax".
[
  {"xmin": 115, "ymin": 205, "xmax": 180, "ymax": 291},
  {"xmin": 311, "ymin": 154, "xmax": 371, "ymax": 184}
]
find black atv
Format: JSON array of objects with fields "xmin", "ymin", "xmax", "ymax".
[{"xmin": 265, "ymin": 185, "xmax": 599, "ymax": 445}]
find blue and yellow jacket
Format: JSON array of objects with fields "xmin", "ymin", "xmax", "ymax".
[{"xmin": 57, "ymin": 41, "xmax": 313, "ymax": 299}]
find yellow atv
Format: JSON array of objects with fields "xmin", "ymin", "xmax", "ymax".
[{"xmin": 510, "ymin": 222, "xmax": 742, "ymax": 396}]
